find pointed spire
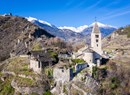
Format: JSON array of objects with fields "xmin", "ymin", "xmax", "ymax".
[{"xmin": 92, "ymin": 18, "xmax": 100, "ymax": 33}]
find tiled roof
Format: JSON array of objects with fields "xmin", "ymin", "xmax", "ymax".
[{"xmin": 29, "ymin": 50, "xmax": 52, "ymax": 62}]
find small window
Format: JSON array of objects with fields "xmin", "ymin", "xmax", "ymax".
[
  {"xmin": 62, "ymin": 69, "xmax": 64, "ymax": 72},
  {"xmin": 96, "ymin": 39, "xmax": 98, "ymax": 42},
  {"xmin": 97, "ymin": 44, "xmax": 98, "ymax": 47},
  {"xmin": 95, "ymin": 35, "xmax": 99, "ymax": 38}
]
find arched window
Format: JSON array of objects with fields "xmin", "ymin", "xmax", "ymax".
[
  {"xmin": 95, "ymin": 35, "xmax": 99, "ymax": 38},
  {"xmin": 96, "ymin": 39, "xmax": 98, "ymax": 42}
]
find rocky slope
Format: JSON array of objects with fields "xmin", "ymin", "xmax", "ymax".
[
  {"xmin": 0, "ymin": 15, "xmax": 54, "ymax": 61},
  {"xmin": 103, "ymin": 25, "xmax": 130, "ymax": 58},
  {"xmin": 99, "ymin": 25, "xmax": 130, "ymax": 95}
]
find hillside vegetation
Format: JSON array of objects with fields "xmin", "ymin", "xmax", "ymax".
[
  {"xmin": 0, "ymin": 15, "xmax": 54, "ymax": 61},
  {"xmin": 115, "ymin": 25, "xmax": 130, "ymax": 37},
  {"xmin": 101, "ymin": 25, "xmax": 130, "ymax": 95}
]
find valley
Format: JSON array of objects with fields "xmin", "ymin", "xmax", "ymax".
[{"xmin": 0, "ymin": 15, "xmax": 130, "ymax": 95}]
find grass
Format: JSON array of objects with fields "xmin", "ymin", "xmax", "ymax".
[
  {"xmin": 6, "ymin": 57, "xmax": 36, "ymax": 77},
  {"xmin": 30, "ymin": 92, "xmax": 39, "ymax": 95},
  {"xmin": 43, "ymin": 91, "xmax": 52, "ymax": 95},
  {"xmin": 71, "ymin": 86, "xmax": 84, "ymax": 95},
  {"xmin": 14, "ymin": 77, "xmax": 37, "ymax": 87},
  {"xmin": 44, "ymin": 67, "xmax": 53, "ymax": 78},
  {"xmin": 32, "ymin": 42, "xmax": 42, "ymax": 51},
  {"xmin": 0, "ymin": 72, "xmax": 3, "ymax": 77},
  {"xmin": 0, "ymin": 75, "xmax": 14, "ymax": 95}
]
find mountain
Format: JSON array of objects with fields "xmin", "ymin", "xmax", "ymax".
[
  {"xmin": 26, "ymin": 17, "xmax": 117, "ymax": 44},
  {"xmin": 59, "ymin": 22, "xmax": 117, "ymax": 36},
  {"xmin": 82, "ymin": 22, "xmax": 117, "ymax": 37},
  {"xmin": 59, "ymin": 25, "xmax": 88, "ymax": 33},
  {"xmin": 26, "ymin": 17, "xmax": 86, "ymax": 44},
  {"xmin": 0, "ymin": 15, "xmax": 54, "ymax": 61},
  {"xmin": 27, "ymin": 17, "xmax": 65, "ymax": 39}
]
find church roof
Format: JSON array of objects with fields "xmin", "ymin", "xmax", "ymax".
[
  {"xmin": 78, "ymin": 46, "xmax": 94, "ymax": 53},
  {"xmin": 82, "ymin": 48, "xmax": 94, "ymax": 53},
  {"xmin": 92, "ymin": 22, "xmax": 100, "ymax": 33},
  {"xmin": 78, "ymin": 46, "xmax": 88, "ymax": 52}
]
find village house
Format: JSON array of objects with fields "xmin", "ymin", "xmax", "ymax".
[
  {"xmin": 28, "ymin": 50, "xmax": 54, "ymax": 74},
  {"xmin": 53, "ymin": 62, "xmax": 89, "ymax": 82},
  {"xmin": 53, "ymin": 63, "xmax": 73, "ymax": 82}
]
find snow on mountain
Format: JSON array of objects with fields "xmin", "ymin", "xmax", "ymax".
[
  {"xmin": 59, "ymin": 25, "xmax": 88, "ymax": 33},
  {"xmin": 26, "ymin": 17, "xmax": 66, "ymax": 39},
  {"xmin": 81, "ymin": 22, "xmax": 117, "ymax": 37},
  {"xmin": 89, "ymin": 22, "xmax": 117, "ymax": 28},
  {"xmin": 26, "ymin": 16, "xmax": 117, "ymax": 44},
  {"xmin": 59, "ymin": 22, "xmax": 117, "ymax": 33},
  {"xmin": 26, "ymin": 17, "xmax": 52, "ymax": 27}
]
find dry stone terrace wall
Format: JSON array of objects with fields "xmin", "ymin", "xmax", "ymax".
[{"xmin": 11, "ymin": 79, "xmax": 45, "ymax": 95}]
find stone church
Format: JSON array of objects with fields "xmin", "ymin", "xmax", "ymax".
[{"xmin": 73, "ymin": 21, "xmax": 103, "ymax": 66}]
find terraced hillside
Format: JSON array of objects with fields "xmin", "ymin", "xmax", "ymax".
[
  {"xmin": 99, "ymin": 25, "xmax": 130, "ymax": 95},
  {"xmin": 0, "ymin": 15, "xmax": 54, "ymax": 61}
]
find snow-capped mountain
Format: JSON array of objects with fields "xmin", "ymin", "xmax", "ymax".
[
  {"xmin": 81, "ymin": 22, "xmax": 117, "ymax": 37},
  {"xmin": 26, "ymin": 17, "xmax": 84, "ymax": 42},
  {"xmin": 89, "ymin": 22, "xmax": 117, "ymax": 28},
  {"xmin": 59, "ymin": 22, "xmax": 117, "ymax": 37},
  {"xmin": 26, "ymin": 17, "xmax": 65, "ymax": 39},
  {"xmin": 27, "ymin": 17, "xmax": 52, "ymax": 27},
  {"xmin": 59, "ymin": 25, "xmax": 88, "ymax": 33},
  {"xmin": 26, "ymin": 17, "xmax": 117, "ymax": 44}
]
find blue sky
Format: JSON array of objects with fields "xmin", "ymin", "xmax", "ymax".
[{"xmin": 0, "ymin": 0, "xmax": 130, "ymax": 27}]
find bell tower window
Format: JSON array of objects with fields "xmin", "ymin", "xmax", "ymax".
[
  {"xmin": 96, "ymin": 39, "xmax": 98, "ymax": 42},
  {"xmin": 95, "ymin": 35, "xmax": 99, "ymax": 38}
]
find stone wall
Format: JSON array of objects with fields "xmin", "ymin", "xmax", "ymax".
[
  {"xmin": 30, "ymin": 59, "xmax": 41, "ymax": 74},
  {"xmin": 53, "ymin": 68, "xmax": 73, "ymax": 82},
  {"xmin": 83, "ymin": 52, "xmax": 94, "ymax": 63},
  {"xmin": 85, "ymin": 76, "xmax": 99, "ymax": 92},
  {"xmin": 11, "ymin": 79, "xmax": 45, "ymax": 95}
]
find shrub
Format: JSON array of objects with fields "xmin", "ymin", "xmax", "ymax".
[
  {"xmin": 110, "ymin": 77, "xmax": 120, "ymax": 89},
  {"xmin": 43, "ymin": 91, "xmax": 52, "ymax": 95},
  {"xmin": 92, "ymin": 66, "xmax": 98, "ymax": 79},
  {"xmin": 72, "ymin": 59, "xmax": 85, "ymax": 63},
  {"xmin": 31, "ymin": 92, "xmax": 39, "ymax": 95},
  {"xmin": 32, "ymin": 42, "xmax": 42, "ymax": 51},
  {"xmin": 0, "ymin": 77, "xmax": 14, "ymax": 95}
]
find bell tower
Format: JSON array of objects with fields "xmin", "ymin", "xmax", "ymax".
[{"xmin": 91, "ymin": 21, "xmax": 102, "ymax": 55}]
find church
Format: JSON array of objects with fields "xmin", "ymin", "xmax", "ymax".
[{"xmin": 72, "ymin": 21, "xmax": 103, "ymax": 67}]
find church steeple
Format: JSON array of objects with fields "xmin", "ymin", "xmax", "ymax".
[
  {"xmin": 92, "ymin": 21, "xmax": 100, "ymax": 33},
  {"xmin": 91, "ymin": 20, "xmax": 102, "ymax": 55}
]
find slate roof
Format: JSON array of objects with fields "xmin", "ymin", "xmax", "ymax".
[
  {"xmin": 92, "ymin": 22, "xmax": 100, "ymax": 33},
  {"xmin": 82, "ymin": 48, "xmax": 94, "ymax": 53},
  {"xmin": 78, "ymin": 46, "xmax": 94, "ymax": 53},
  {"xmin": 29, "ymin": 50, "xmax": 52, "ymax": 62}
]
